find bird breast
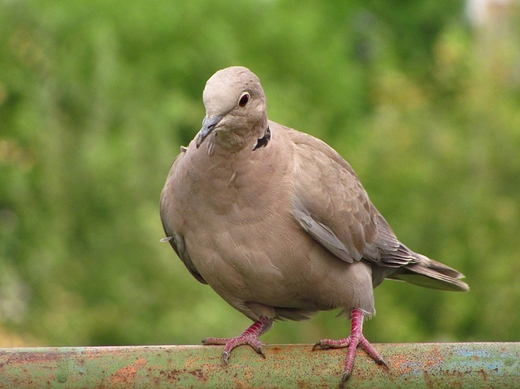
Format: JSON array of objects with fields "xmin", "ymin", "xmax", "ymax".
[{"xmin": 167, "ymin": 136, "xmax": 374, "ymax": 315}]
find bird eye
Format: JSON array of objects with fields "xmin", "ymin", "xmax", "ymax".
[{"xmin": 238, "ymin": 92, "xmax": 250, "ymax": 107}]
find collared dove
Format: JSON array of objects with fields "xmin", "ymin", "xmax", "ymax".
[{"xmin": 160, "ymin": 66, "xmax": 469, "ymax": 384}]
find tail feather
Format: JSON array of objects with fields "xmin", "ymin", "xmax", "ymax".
[{"xmin": 389, "ymin": 253, "xmax": 469, "ymax": 292}]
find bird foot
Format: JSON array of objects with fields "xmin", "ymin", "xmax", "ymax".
[
  {"xmin": 312, "ymin": 309, "xmax": 386, "ymax": 385},
  {"xmin": 202, "ymin": 317, "xmax": 272, "ymax": 364},
  {"xmin": 202, "ymin": 335, "xmax": 267, "ymax": 363}
]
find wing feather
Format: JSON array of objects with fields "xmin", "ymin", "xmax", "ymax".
[{"xmin": 289, "ymin": 129, "xmax": 415, "ymax": 268}]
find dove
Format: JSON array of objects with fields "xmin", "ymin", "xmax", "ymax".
[{"xmin": 160, "ymin": 66, "xmax": 469, "ymax": 384}]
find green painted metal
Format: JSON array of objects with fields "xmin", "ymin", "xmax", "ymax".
[{"xmin": 0, "ymin": 343, "xmax": 518, "ymax": 388}]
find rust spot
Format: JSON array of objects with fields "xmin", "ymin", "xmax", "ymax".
[
  {"xmin": 424, "ymin": 346, "xmax": 444, "ymax": 369},
  {"xmin": 109, "ymin": 358, "xmax": 146, "ymax": 384},
  {"xmin": 0, "ymin": 351, "xmax": 63, "ymax": 366},
  {"xmin": 390, "ymin": 347, "xmax": 444, "ymax": 378},
  {"xmin": 390, "ymin": 353, "xmax": 414, "ymax": 375},
  {"xmin": 188, "ymin": 368, "xmax": 205, "ymax": 380},
  {"xmin": 159, "ymin": 369, "xmax": 182, "ymax": 381},
  {"xmin": 110, "ymin": 365, "xmax": 138, "ymax": 384}
]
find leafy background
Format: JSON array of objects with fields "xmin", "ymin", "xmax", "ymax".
[{"xmin": 1, "ymin": 0, "xmax": 519, "ymax": 347}]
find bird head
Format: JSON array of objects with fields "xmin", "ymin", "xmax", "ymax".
[{"xmin": 196, "ymin": 66, "xmax": 268, "ymax": 150}]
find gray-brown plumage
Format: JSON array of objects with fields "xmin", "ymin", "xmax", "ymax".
[{"xmin": 160, "ymin": 66, "xmax": 469, "ymax": 384}]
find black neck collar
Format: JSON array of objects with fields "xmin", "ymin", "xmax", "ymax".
[{"xmin": 253, "ymin": 126, "xmax": 271, "ymax": 151}]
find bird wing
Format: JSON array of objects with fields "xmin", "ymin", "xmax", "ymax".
[{"xmin": 288, "ymin": 127, "xmax": 414, "ymax": 267}]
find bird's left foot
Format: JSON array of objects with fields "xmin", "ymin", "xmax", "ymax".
[
  {"xmin": 312, "ymin": 309, "xmax": 387, "ymax": 385},
  {"xmin": 202, "ymin": 317, "xmax": 273, "ymax": 364}
]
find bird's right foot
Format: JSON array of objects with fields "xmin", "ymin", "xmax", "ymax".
[{"xmin": 202, "ymin": 317, "xmax": 273, "ymax": 364}]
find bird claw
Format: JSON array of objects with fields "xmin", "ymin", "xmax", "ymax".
[
  {"xmin": 341, "ymin": 370, "xmax": 352, "ymax": 387},
  {"xmin": 222, "ymin": 350, "xmax": 230, "ymax": 365},
  {"xmin": 312, "ymin": 341, "xmax": 329, "ymax": 351},
  {"xmin": 375, "ymin": 356, "xmax": 388, "ymax": 366},
  {"xmin": 255, "ymin": 344, "xmax": 267, "ymax": 359},
  {"xmin": 339, "ymin": 358, "xmax": 387, "ymax": 388}
]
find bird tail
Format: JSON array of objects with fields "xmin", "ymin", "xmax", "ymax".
[{"xmin": 389, "ymin": 253, "xmax": 469, "ymax": 292}]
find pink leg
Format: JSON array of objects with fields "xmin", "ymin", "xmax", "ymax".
[
  {"xmin": 202, "ymin": 317, "xmax": 273, "ymax": 363},
  {"xmin": 313, "ymin": 309, "xmax": 386, "ymax": 383}
]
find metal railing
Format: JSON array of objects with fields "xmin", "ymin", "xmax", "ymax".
[{"xmin": 0, "ymin": 343, "xmax": 518, "ymax": 388}]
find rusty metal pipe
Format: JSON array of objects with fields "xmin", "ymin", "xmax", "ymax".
[{"xmin": 0, "ymin": 343, "xmax": 518, "ymax": 388}]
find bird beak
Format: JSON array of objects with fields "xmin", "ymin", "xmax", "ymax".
[{"xmin": 196, "ymin": 115, "xmax": 222, "ymax": 148}]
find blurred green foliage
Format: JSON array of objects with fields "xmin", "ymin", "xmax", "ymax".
[{"xmin": 1, "ymin": 0, "xmax": 519, "ymax": 347}]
